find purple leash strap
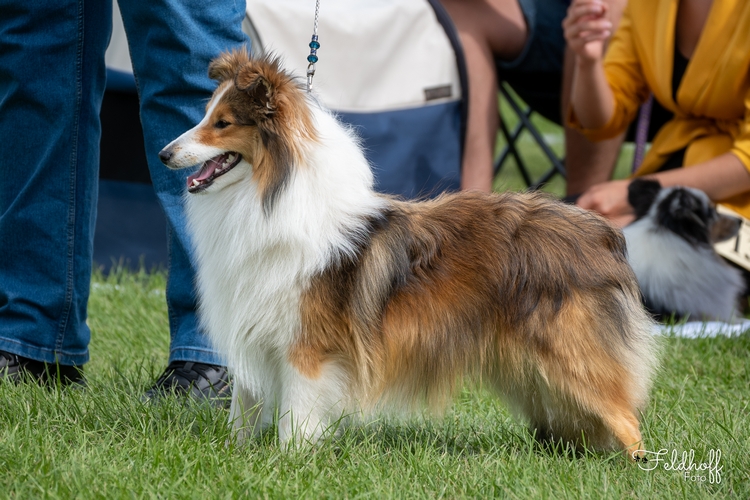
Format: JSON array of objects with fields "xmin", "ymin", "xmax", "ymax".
[{"xmin": 632, "ymin": 94, "xmax": 653, "ymax": 172}]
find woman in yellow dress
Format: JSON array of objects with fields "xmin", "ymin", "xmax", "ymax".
[{"xmin": 564, "ymin": 0, "xmax": 750, "ymax": 226}]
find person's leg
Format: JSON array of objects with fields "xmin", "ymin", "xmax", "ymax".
[
  {"xmin": 117, "ymin": 0, "xmax": 248, "ymax": 369},
  {"xmin": 562, "ymin": 0, "xmax": 628, "ymax": 197},
  {"xmin": 441, "ymin": 0, "xmax": 528, "ymax": 192},
  {"xmin": 0, "ymin": 0, "xmax": 110, "ymax": 379}
]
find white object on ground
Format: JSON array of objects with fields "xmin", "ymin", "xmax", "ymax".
[{"xmin": 655, "ymin": 319, "xmax": 750, "ymax": 338}]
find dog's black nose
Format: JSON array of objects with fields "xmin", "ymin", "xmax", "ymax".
[{"xmin": 158, "ymin": 149, "xmax": 173, "ymax": 165}]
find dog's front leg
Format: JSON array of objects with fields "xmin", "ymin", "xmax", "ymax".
[
  {"xmin": 228, "ymin": 384, "xmax": 265, "ymax": 445},
  {"xmin": 277, "ymin": 362, "xmax": 347, "ymax": 449}
]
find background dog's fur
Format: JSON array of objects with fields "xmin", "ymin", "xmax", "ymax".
[
  {"xmin": 161, "ymin": 50, "xmax": 659, "ymax": 457},
  {"xmin": 624, "ymin": 179, "xmax": 745, "ymax": 321}
]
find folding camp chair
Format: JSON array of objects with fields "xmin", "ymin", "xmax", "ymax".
[
  {"xmin": 494, "ymin": 82, "xmax": 566, "ymax": 190},
  {"xmin": 494, "ymin": 86, "xmax": 655, "ymax": 191}
]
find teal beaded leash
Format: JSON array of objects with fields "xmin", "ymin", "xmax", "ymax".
[{"xmin": 306, "ymin": 0, "xmax": 321, "ymax": 92}]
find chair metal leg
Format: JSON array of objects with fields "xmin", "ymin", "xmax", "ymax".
[{"xmin": 494, "ymin": 83, "xmax": 566, "ymax": 191}]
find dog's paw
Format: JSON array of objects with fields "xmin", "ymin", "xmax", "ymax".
[{"xmin": 630, "ymin": 448, "xmax": 647, "ymax": 462}]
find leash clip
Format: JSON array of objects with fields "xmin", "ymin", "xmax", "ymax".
[{"xmin": 307, "ymin": 63, "xmax": 316, "ymax": 92}]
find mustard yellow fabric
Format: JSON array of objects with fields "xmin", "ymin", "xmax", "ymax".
[{"xmin": 569, "ymin": 0, "xmax": 750, "ymax": 216}]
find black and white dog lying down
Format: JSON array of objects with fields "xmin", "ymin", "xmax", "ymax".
[{"xmin": 624, "ymin": 179, "xmax": 746, "ymax": 322}]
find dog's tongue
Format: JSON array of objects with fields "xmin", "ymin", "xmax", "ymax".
[{"xmin": 186, "ymin": 154, "xmax": 225, "ymax": 187}]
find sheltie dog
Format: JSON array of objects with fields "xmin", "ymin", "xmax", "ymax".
[
  {"xmin": 159, "ymin": 49, "xmax": 658, "ymax": 458},
  {"xmin": 624, "ymin": 178, "xmax": 745, "ymax": 322}
]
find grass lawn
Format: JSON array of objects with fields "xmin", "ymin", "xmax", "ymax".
[
  {"xmin": 1, "ymin": 110, "xmax": 748, "ymax": 498},
  {"xmin": 1, "ymin": 268, "xmax": 748, "ymax": 498}
]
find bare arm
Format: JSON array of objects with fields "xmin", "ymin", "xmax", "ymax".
[
  {"xmin": 652, "ymin": 153, "xmax": 750, "ymax": 200},
  {"xmin": 570, "ymin": 57, "xmax": 616, "ymax": 129},
  {"xmin": 562, "ymin": 0, "xmax": 628, "ymax": 196},
  {"xmin": 563, "ymin": 0, "xmax": 618, "ymax": 129},
  {"xmin": 577, "ymin": 153, "xmax": 750, "ymax": 227}
]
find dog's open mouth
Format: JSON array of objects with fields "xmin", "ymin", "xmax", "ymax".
[{"xmin": 187, "ymin": 152, "xmax": 242, "ymax": 193}]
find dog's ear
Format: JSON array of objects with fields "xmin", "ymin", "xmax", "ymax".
[
  {"xmin": 235, "ymin": 68, "xmax": 277, "ymax": 120},
  {"xmin": 208, "ymin": 48, "xmax": 251, "ymax": 83},
  {"xmin": 710, "ymin": 213, "xmax": 742, "ymax": 243},
  {"xmin": 234, "ymin": 61, "xmax": 294, "ymax": 213},
  {"xmin": 628, "ymin": 178, "xmax": 662, "ymax": 219}
]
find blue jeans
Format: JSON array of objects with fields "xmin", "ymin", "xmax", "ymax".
[{"xmin": 0, "ymin": 0, "xmax": 248, "ymax": 366}]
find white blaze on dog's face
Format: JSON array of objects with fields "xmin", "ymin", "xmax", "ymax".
[
  {"xmin": 159, "ymin": 84, "xmax": 251, "ymax": 194},
  {"xmin": 628, "ymin": 179, "xmax": 741, "ymax": 246},
  {"xmin": 158, "ymin": 48, "xmax": 315, "ymax": 210}
]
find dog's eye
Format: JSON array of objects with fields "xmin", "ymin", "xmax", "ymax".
[{"xmin": 214, "ymin": 120, "xmax": 231, "ymax": 129}]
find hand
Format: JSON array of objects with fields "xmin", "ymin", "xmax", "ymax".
[
  {"xmin": 563, "ymin": 0, "xmax": 613, "ymax": 63},
  {"xmin": 576, "ymin": 179, "xmax": 635, "ymax": 227}
]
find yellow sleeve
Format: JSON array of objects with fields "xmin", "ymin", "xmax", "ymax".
[
  {"xmin": 568, "ymin": 5, "xmax": 651, "ymax": 141},
  {"xmin": 730, "ymin": 86, "xmax": 750, "ymax": 172}
]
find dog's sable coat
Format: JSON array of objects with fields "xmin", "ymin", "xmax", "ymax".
[{"xmin": 160, "ymin": 49, "xmax": 658, "ymax": 457}]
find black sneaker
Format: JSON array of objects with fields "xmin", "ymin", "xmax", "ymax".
[
  {"xmin": 143, "ymin": 361, "xmax": 231, "ymax": 407},
  {"xmin": 0, "ymin": 350, "xmax": 85, "ymax": 386}
]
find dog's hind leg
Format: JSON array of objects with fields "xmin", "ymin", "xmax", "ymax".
[
  {"xmin": 598, "ymin": 407, "xmax": 645, "ymax": 460},
  {"xmin": 533, "ymin": 293, "xmax": 656, "ymax": 459},
  {"xmin": 519, "ymin": 375, "xmax": 645, "ymax": 459},
  {"xmin": 536, "ymin": 357, "xmax": 647, "ymax": 459},
  {"xmin": 228, "ymin": 384, "xmax": 265, "ymax": 444}
]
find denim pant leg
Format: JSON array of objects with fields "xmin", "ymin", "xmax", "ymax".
[
  {"xmin": 118, "ymin": 0, "xmax": 249, "ymax": 365},
  {"xmin": 0, "ymin": 0, "xmax": 111, "ymax": 365}
]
